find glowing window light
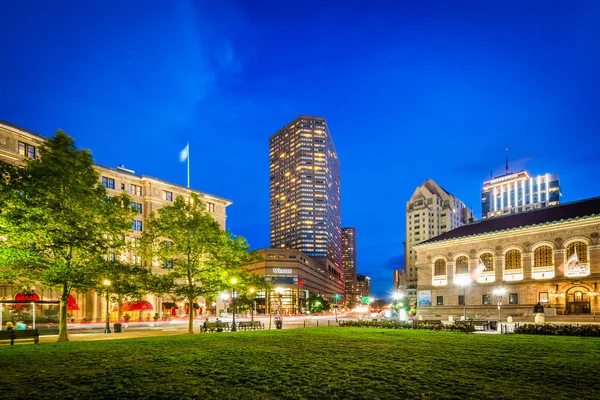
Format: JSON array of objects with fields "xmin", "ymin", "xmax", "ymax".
[
  {"xmin": 545, "ymin": 173, "xmax": 549, "ymax": 202},
  {"xmin": 529, "ymin": 178, "xmax": 533, "ymax": 204}
]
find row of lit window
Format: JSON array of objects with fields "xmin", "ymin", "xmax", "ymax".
[{"xmin": 433, "ymin": 243, "xmax": 588, "ymax": 275}]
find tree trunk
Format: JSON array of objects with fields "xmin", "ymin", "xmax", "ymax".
[
  {"xmin": 57, "ymin": 283, "xmax": 69, "ymax": 342},
  {"xmin": 188, "ymin": 297, "xmax": 195, "ymax": 334},
  {"xmin": 268, "ymin": 292, "xmax": 272, "ymax": 330},
  {"xmin": 117, "ymin": 297, "xmax": 123, "ymax": 322}
]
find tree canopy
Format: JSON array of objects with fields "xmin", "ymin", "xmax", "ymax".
[
  {"xmin": 0, "ymin": 131, "xmax": 134, "ymax": 341},
  {"xmin": 142, "ymin": 193, "xmax": 261, "ymax": 333}
]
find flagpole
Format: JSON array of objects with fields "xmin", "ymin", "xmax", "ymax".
[{"xmin": 187, "ymin": 142, "xmax": 190, "ymax": 188}]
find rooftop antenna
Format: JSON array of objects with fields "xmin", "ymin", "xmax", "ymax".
[{"xmin": 505, "ymin": 148, "xmax": 509, "ymax": 175}]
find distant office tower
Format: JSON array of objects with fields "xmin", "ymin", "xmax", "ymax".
[
  {"xmin": 481, "ymin": 171, "xmax": 560, "ymax": 219},
  {"xmin": 341, "ymin": 228, "xmax": 357, "ymax": 302},
  {"xmin": 356, "ymin": 274, "xmax": 371, "ymax": 298},
  {"xmin": 393, "ymin": 268, "xmax": 407, "ymax": 293},
  {"xmin": 405, "ymin": 179, "xmax": 474, "ymax": 298},
  {"xmin": 270, "ymin": 116, "xmax": 342, "ymax": 278}
]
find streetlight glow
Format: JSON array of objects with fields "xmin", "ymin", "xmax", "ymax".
[
  {"xmin": 455, "ymin": 276, "xmax": 471, "ymax": 321},
  {"xmin": 230, "ymin": 277, "xmax": 237, "ymax": 285},
  {"xmin": 102, "ymin": 279, "xmax": 111, "ymax": 334}
]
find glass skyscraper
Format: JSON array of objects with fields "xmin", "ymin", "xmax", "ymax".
[{"xmin": 269, "ymin": 116, "xmax": 342, "ymax": 275}]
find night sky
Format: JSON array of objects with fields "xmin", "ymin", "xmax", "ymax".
[{"xmin": 1, "ymin": 1, "xmax": 599, "ymax": 299}]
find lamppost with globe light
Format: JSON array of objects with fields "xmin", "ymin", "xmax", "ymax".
[
  {"xmin": 333, "ymin": 293, "xmax": 341, "ymax": 322},
  {"xmin": 103, "ymin": 279, "xmax": 111, "ymax": 333},
  {"xmin": 274, "ymin": 287, "xmax": 284, "ymax": 318},
  {"xmin": 455, "ymin": 276, "xmax": 471, "ymax": 321},
  {"xmin": 231, "ymin": 278, "xmax": 238, "ymax": 331},
  {"xmin": 493, "ymin": 288, "xmax": 506, "ymax": 324},
  {"xmin": 249, "ymin": 287, "xmax": 256, "ymax": 322},
  {"xmin": 393, "ymin": 292, "xmax": 405, "ymax": 321},
  {"xmin": 221, "ymin": 292, "xmax": 230, "ymax": 316}
]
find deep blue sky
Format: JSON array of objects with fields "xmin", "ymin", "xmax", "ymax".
[{"xmin": 1, "ymin": 1, "xmax": 599, "ymax": 299}]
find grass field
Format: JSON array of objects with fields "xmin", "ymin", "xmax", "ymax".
[{"xmin": 1, "ymin": 328, "xmax": 599, "ymax": 399}]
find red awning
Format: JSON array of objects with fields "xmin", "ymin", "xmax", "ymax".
[
  {"xmin": 67, "ymin": 295, "xmax": 80, "ymax": 311},
  {"xmin": 15, "ymin": 292, "xmax": 40, "ymax": 301},
  {"xmin": 122, "ymin": 300, "xmax": 153, "ymax": 312}
]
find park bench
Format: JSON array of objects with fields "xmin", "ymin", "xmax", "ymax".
[
  {"xmin": 237, "ymin": 321, "xmax": 265, "ymax": 331},
  {"xmin": 0, "ymin": 329, "xmax": 40, "ymax": 345},
  {"xmin": 202, "ymin": 322, "xmax": 231, "ymax": 333}
]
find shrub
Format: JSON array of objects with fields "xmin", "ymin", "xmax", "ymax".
[
  {"xmin": 514, "ymin": 323, "xmax": 600, "ymax": 337},
  {"xmin": 339, "ymin": 319, "xmax": 469, "ymax": 333}
]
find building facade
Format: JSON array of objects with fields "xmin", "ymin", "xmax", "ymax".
[
  {"xmin": 405, "ymin": 179, "xmax": 474, "ymax": 299},
  {"xmin": 341, "ymin": 227, "xmax": 357, "ymax": 303},
  {"xmin": 269, "ymin": 116, "xmax": 342, "ymax": 275},
  {"xmin": 393, "ymin": 269, "xmax": 407, "ymax": 293},
  {"xmin": 0, "ymin": 119, "xmax": 232, "ymax": 323},
  {"xmin": 243, "ymin": 248, "xmax": 345, "ymax": 314},
  {"xmin": 414, "ymin": 197, "xmax": 600, "ymax": 317},
  {"xmin": 482, "ymin": 171, "xmax": 560, "ymax": 219},
  {"xmin": 356, "ymin": 274, "xmax": 371, "ymax": 298}
]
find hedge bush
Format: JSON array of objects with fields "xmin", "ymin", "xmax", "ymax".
[
  {"xmin": 339, "ymin": 319, "xmax": 470, "ymax": 333},
  {"xmin": 514, "ymin": 323, "xmax": 600, "ymax": 337}
]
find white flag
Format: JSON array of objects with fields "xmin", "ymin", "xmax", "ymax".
[
  {"xmin": 179, "ymin": 143, "xmax": 189, "ymax": 162},
  {"xmin": 559, "ymin": 251, "xmax": 579, "ymax": 273},
  {"xmin": 470, "ymin": 260, "xmax": 486, "ymax": 280}
]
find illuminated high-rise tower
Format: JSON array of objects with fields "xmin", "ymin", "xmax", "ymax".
[
  {"xmin": 269, "ymin": 116, "xmax": 342, "ymax": 276},
  {"xmin": 342, "ymin": 227, "xmax": 357, "ymax": 302}
]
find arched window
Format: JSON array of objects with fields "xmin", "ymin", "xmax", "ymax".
[
  {"xmin": 456, "ymin": 256, "xmax": 469, "ymax": 274},
  {"xmin": 434, "ymin": 259, "xmax": 446, "ymax": 276},
  {"xmin": 505, "ymin": 250, "xmax": 522, "ymax": 270},
  {"xmin": 480, "ymin": 253, "xmax": 494, "ymax": 271},
  {"xmin": 534, "ymin": 246, "xmax": 553, "ymax": 267},
  {"xmin": 566, "ymin": 242, "xmax": 588, "ymax": 263}
]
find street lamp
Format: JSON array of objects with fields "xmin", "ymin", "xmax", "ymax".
[
  {"xmin": 103, "ymin": 279, "xmax": 111, "ymax": 334},
  {"xmin": 334, "ymin": 293, "xmax": 341, "ymax": 322},
  {"xmin": 221, "ymin": 292, "xmax": 230, "ymax": 316},
  {"xmin": 393, "ymin": 292, "xmax": 405, "ymax": 322},
  {"xmin": 231, "ymin": 278, "xmax": 238, "ymax": 332},
  {"xmin": 275, "ymin": 287, "xmax": 284, "ymax": 322},
  {"xmin": 455, "ymin": 276, "xmax": 471, "ymax": 321},
  {"xmin": 493, "ymin": 288, "xmax": 506, "ymax": 324},
  {"xmin": 249, "ymin": 287, "xmax": 256, "ymax": 322}
]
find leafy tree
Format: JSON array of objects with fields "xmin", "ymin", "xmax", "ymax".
[
  {"xmin": 305, "ymin": 294, "xmax": 331, "ymax": 313},
  {"xmin": 95, "ymin": 258, "xmax": 155, "ymax": 321},
  {"xmin": 142, "ymin": 193, "xmax": 261, "ymax": 334},
  {"xmin": 0, "ymin": 131, "xmax": 134, "ymax": 341}
]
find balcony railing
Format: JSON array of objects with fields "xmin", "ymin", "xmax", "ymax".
[
  {"xmin": 477, "ymin": 270, "xmax": 495, "ymax": 283},
  {"xmin": 532, "ymin": 265, "xmax": 555, "ymax": 280},
  {"xmin": 503, "ymin": 268, "xmax": 523, "ymax": 281},
  {"xmin": 432, "ymin": 275, "xmax": 447, "ymax": 286},
  {"xmin": 453, "ymin": 273, "xmax": 470, "ymax": 285},
  {"xmin": 565, "ymin": 262, "xmax": 590, "ymax": 278}
]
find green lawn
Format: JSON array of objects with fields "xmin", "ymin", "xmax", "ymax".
[{"xmin": 1, "ymin": 328, "xmax": 599, "ymax": 399}]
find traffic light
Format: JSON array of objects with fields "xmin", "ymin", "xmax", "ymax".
[{"xmin": 334, "ymin": 293, "xmax": 341, "ymax": 300}]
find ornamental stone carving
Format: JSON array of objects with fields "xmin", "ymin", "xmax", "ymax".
[
  {"xmin": 495, "ymin": 245, "xmax": 502, "ymax": 251},
  {"xmin": 469, "ymin": 249, "xmax": 476, "ymax": 255},
  {"xmin": 555, "ymin": 237, "xmax": 563, "ymax": 245},
  {"xmin": 447, "ymin": 252, "xmax": 453, "ymax": 258}
]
